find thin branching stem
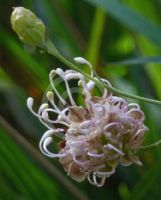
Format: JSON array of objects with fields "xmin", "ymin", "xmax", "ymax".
[
  {"xmin": 139, "ymin": 140, "xmax": 161, "ymax": 150},
  {"xmin": 46, "ymin": 39, "xmax": 161, "ymax": 106}
]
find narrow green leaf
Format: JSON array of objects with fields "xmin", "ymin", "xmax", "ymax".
[
  {"xmin": 129, "ymin": 165, "xmax": 160, "ymax": 200},
  {"xmin": 84, "ymin": 0, "xmax": 161, "ymax": 48},
  {"xmin": 37, "ymin": 0, "xmax": 82, "ymax": 54},
  {"xmin": 0, "ymin": 152, "xmax": 32, "ymax": 199},
  {"xmin": 0, "ymin": 173, "xmax": 19, "ymax": 200},
  {"xmin": 0, "ymin": 127, "xmax": 58, "ymax": 200},
  {"xmin": 0, "ymin": 26, "xmax": 48, "ymax": 90},
  {"xmin": 0, "ymin": 136, "xmax": 42, "ymax": 199},
  {"xmin": 86, "ymin": 7, "xmax": 106, "ymax": 67},
  {"xmin": 106, "ymin": 56, "xmax": 161, "ymax": 66}
]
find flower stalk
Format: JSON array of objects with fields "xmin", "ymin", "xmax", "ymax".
[{"xmin": 46, "ymin": 40, "xmax": 161, "ymax": 106}]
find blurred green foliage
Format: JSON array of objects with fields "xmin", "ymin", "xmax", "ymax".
[{"xmin": 0, "ymin": 0, "xmax": 161, "ymax": 200}]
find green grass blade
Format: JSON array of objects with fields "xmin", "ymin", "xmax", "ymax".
[
  {"xmin": 106, "ymin": 56, "xmax": 161, "ymax": 66},
  {"xmin": 0, "ymin": 127, "xmax": 59, "ymax": 200},
  {"xmin": 0, "ymin": 26, "xmax": 48, "ymax": 90},
  {"xmin": 84, "ymin": 0, "xmax": 161, "ymax": 48},
  {"xmin": 86, "ymin": 7, "xmax": 106, "ymax": 67}
]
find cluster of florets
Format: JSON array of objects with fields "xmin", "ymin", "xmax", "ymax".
[{"xmin": 27, "ymin": 57, "xmax": 147, "ymax": 187}]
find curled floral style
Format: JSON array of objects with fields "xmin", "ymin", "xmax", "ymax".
[{"xmin": 27, "ymin": 57, "xmax": 148, "ymax": 187}]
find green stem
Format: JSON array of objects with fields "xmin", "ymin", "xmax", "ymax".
[
  {"xmin": 46, "ymin": 39, "xmax": 161, "ymax": 106},
  {"xmin": 139, "ymin": 140, "xmax": 161, "ymax": 150}
]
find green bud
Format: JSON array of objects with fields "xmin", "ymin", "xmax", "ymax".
[{"xmin": 11, "ymin": 7, "xmax": 46, "ymax": 47}]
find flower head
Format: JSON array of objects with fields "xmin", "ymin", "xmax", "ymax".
[{"xmin": 27, "ymin": 57, "xmax": 147, "ymax": 187}]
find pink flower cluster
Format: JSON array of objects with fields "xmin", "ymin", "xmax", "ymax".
[{"xmin": 27, "ymin": 57, "xmax": 147, "ymax": 187}]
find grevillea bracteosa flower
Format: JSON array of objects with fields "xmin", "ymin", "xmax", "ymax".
[{"xmin": 27, "ymin": 57, "xmax": 148, "ymax": 187}]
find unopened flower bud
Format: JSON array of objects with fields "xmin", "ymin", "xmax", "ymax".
[{"xmin": 11, "ymin": 7, "xmax": 46, "ymax": 47}]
